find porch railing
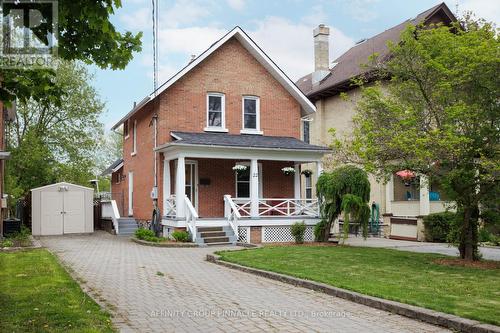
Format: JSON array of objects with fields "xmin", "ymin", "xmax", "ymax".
[
  {"xmin": 184, "ymin": 195, "xmax": 198, "ymax": 242},
  {"xmin": 224, "ymin": 195, "xmax": 240, "ymax": 240},
  {"xmin": 232, "ymin": 198, "xmax": 319, "ymax": 218},
  {"xmin": 164, "ymin": 195, "xmax": 176, "ymax": 218}
]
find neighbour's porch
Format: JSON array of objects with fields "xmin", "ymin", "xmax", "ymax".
[{"xmin": 155, "ymin": 131, "xmax": 329, "ymax": 244}]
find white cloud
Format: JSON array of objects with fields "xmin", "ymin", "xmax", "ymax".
[
  {"xmin": 249, "ymin": 17, "xmax": 354, "ymax": 79},
  {"xmin": 120, "ymin": 0, "xmax": 212, "ymax": 31},
  {"xmin": 158, "ymin": 26, "xmax": 227, "ymax": 55},
  {"xmin": 459, "ymin": 0, "xmax": 500, "ymax": 24},
  {"xmin": 120, "ymin": 7, "xmax": 150, "ymax": 31},
  {"xmin": 226, "ymin": 0, "xmax": 245, "ymax": 11},
  {"xmin": 163, "ymin": 0, "xmax": 212, "ymax": 28},
  {"xmin": 341, "ymin": 0, "xmax": 381, "ymax": 22}
]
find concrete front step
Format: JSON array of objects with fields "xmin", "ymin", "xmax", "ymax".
[
  {"xmin": 204, "ymin": 241, "xmax": 234, "ymax": 246},
  {"xmin": 203, "ymin": 236, "xmax": 229, "ymax": 243}
]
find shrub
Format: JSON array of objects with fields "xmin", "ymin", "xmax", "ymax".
[
  {"xmin": 314, "ymin": 219, "xmax": 328, "ymax": 241},
  {"xmin": 1, "ymin": 239, "xmax": 14, "ymax": 248},
  {"xmin": 423, "ymin": 212, "xmax": 456, "ymax": 242},
  {"xmin": 171, "ymin": 230, "xmax": 190, "ymax": 242},
  {"xmin": 135, "ymin": 228, "xmax": 164, "ymax": 242},
  {"xmin": 291, "ymin": 221, "xmax": 306, "ymax": 244}
]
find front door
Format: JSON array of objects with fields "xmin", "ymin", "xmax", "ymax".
[{"xmin": 185, "ymin": 161, "xmax": 198, "ymax": 210}]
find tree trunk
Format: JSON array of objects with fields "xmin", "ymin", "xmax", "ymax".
[{"xmin": 460, "ymin": 206, "xmax": 479, "ymax": 261}]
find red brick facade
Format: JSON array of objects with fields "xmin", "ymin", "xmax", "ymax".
[{"xmin": 113, "ymin": 37, "xmax": 302, "ymax": 220}]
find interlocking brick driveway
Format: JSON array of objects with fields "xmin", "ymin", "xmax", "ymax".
[{"xmin": 41, "ymin": 232, "xmax": 449, "ymax": 333}]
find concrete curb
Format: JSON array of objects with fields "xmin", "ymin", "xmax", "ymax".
[
  {"xmin": 207, "ymin": 254, "xmax": 500, "ymax": 333},
  {"xmin": 131, "ymin": 237, "xmax": 199, "ymax": 248}
]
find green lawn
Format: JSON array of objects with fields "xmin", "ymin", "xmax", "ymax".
[
  {"xmin": 218, "ymin": 246, "xmax": 500, "ymax": 326},
  {"xmin": 0, "ymin": 249, "xmax": 114, "ymax": 332}
]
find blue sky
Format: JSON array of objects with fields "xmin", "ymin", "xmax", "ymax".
[{"xmin": 92, "ymin": 0, "xmax": 499, "ymax": 130}]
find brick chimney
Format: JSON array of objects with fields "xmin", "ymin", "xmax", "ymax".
[{"xmin": 312, "ymin": 24, "xmax": 330, "ymax": 86}]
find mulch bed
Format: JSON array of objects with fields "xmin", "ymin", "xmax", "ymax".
[
  {"xmin": 433, "ymin": 258, "xmax": 500, "ymax": 269},
  {"xmin": 131, "ymin": 237, "xmax": 198, "ymax": 247}
]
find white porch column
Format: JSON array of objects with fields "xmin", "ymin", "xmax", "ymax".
[
  {"xmin": 316, "ymin": 160, "xmax": 323, "ymax": 177},
  {"xmin": 162, "ymin": 159, "xmax": 171, "ymax": 214},
  {"xmin": 175, "ymin": 156, "xmax": 186, "ymax": 218},
  {"xmin": 419, "ymin": 175, "xmax": 430, "ymax": 216},
  {"xmin": 250, "ymin": 159, "xmax": 259, "ymax": 218},
  {"xmin": 294, "ymin": 164, "xmax": 301, "ymax": 200},
  {"xmin": 385, "ymin": 174, "xmax": 393, "ymax": 214}
]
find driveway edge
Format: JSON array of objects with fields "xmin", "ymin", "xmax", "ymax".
[{"xmin": 207, "ymin": 253, "xmax": 500, "ymax": 333}]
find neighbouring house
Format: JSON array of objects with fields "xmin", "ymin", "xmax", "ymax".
[
  {"xmin": 106, "ymin": 27, "xmax": 329, "ymax": 244},
  {"xmin": 296, "ymin": 3, "xmax": 457, "ymax": 241}
]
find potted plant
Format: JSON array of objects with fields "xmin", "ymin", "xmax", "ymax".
[
  {"xmin": 301, "ymin": 169, "xmax": 313, "ymax": 177},
  {"xmin": 233, "ymin": 164, "xmax": 248, "ymax": 175},
  {"xmin": 281, "ymin": 167, "xmax": 295, "ymax": 176}
]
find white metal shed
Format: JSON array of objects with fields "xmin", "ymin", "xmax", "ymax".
[{"xmin": 31, "ymin": 182, "xmax": 94, "ymax": 236}]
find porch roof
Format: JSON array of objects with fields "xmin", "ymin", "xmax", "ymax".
[{"xmin": 168, "ymin": 131, "xmax": 330, "ymax": 152}]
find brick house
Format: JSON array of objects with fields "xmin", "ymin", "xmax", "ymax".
[{"xmin": 106, "ymin": 27, "xmax": 329, "ymax": 244}]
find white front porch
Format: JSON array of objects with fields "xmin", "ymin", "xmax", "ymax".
[{"xmin": 157, "ymin": 141, "xmax": 325, "ymax": 244}]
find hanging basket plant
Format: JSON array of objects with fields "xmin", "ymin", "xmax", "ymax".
[
  {"xmin": 301, "ymin": 169, "xmax": 313, "ymax": 177},
  {"xmin": 396, "ymin": 170, "xmax": 416, "ymax": 187},
  {"xmin": 281, "ymin": 167, "xmax": 296, "ymax": 176},
  {"xmin": 232, "ymin": 164, "xmax": 248, "ymax": 175}
]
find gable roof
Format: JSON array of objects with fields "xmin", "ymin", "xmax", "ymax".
[
  {"xmin": 296, "ymin": 3, "xmax": 456, "ymax": 100},
  {"xmin": 168, "ymin": 131, "xmax": 330, "ymax": 152},
  {"xmin": 101, "ymin": 158, "xmax": 124, "ymax": 176},
  {"xmin": 112, "ymin": 26, "xmax": 316, "ymax": 130}
]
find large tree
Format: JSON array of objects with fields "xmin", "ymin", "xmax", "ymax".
[
  {"xmin": 334, "ymin": 17, "xmax": 499, "ymax": 260},
  {"xmin": 0, "ymin": 0, "xmax": 142, "ymax": 104},
  {"xmin": 6, "ymin": 61, "xmax": 105, "ymax": 199}
]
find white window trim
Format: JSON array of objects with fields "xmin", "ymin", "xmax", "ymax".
[
  {"xmin": 205, "ymin": 92, "xmax": 227, "ymax": 132},
  {"xmin": 131, "ymin": 119, "xmax": 137, "ymax": 156},
  {"xmin": 235, "ymin": 162, "xmax": 263, "ymax": 198},
  {"xmin": 240, "ymin": 96, "xmax": 262, "ymax": 134},
  {"xmin": 302, "ymin": 117, "xmax": 312, "ymax": 143},
  {"xmin": 304, "ymin": 174, "xmax": 313, "ymax": 199}
]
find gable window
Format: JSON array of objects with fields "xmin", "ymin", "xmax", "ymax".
[
  {"xmin": 132, "ymin": 120, "xmax": 137, "ymax": 155},
  {"xmin": 241, "ymin": 96, "xmax": 260, "ymax": 133},
  {"xmin": 123, "ymin": 120, "xmax": 129, "ymax": 139},
  {"xmin": 302, "ymin": 119, "xmax": 310, "ymax": 144},
  {"xmin": 205, "ymin": 93, "xmax": 226, "ymax": 131}
]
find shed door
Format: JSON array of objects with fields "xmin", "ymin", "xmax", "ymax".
[
  {"xmin": 63, "ymin": 191, "xmax": 86, "ymax": 234},
  {"xmin": 41, "ymin": 192, "xmax": 63, "ymax": 235}
]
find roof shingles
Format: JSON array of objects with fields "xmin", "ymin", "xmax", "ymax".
[
  {"xmin": 170, "ymin": 131, "xmax": 330, "ymax": 151},
  {"xmin": 297, "ymin": 3, "xmax": 455, "ymax": 99}
]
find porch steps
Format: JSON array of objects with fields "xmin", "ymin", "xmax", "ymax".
[
  {"xmin": 196, "ymin": 226, "xmax": 236, "ymax": 246},
  {"xmin": 117, "ymin": 218, "xmax": 138, "ymax": 236}
]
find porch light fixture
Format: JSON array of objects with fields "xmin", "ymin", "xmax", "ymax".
[{"xmin": 282, "ymin": 167, "xmax": 296, "ymax": 176}]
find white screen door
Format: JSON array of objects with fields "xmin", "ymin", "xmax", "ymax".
[{"xmin": 185, "ymin": 161, "xmax": 198, "ymax": 210}]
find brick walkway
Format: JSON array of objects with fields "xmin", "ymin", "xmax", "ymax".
[{"xmin": 41, "ymin": 232, "xmax": 449, "ymax": 332}]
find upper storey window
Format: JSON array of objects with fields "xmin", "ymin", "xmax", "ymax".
[
  {"xmin": 241, "ymin": 96, "xmax": 261, "ymax": 134},
  {"xmin": 205, "ymin": 93, "xmax": 227, "ymax": 132}
]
